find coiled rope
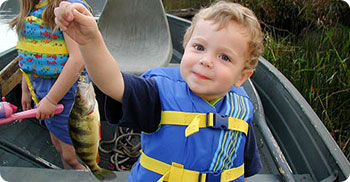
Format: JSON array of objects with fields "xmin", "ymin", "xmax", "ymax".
[{"xmin": 99, "ymin": 127, "xmax": 141, "ymax": 171}]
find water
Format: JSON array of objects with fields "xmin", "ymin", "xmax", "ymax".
[
  {"xmin": 0, "ymin": 0, "xmax": 17, "ymax": 53},
  {"xmin": 0, "ymin": 17, "xmax": 17, "ymax": 53},
  {"xmin": 0, "ymin": 0, "xmax": 16, "ymax": 53}
]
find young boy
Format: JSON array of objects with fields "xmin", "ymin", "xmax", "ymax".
[{"xmin": 54, "ymin": 1, "xmax": 264, "ymax": 181}]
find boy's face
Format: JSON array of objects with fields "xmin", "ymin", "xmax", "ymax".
[{"xmin": 180, "ymin": 19, "xmax": 253, "ymax": 101}]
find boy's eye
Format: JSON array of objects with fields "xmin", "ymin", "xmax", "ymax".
[
  {"xmin": 220, "ymin": 54, "xmax": 231, "ymax": 62},
  {"xmin": 194, "ymin": 44, "xmax": 204, "ymax": 51}
]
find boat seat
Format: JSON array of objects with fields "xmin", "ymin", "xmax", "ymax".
[{"xmin": 97, "ymin": 0, "xmax": 173, "ymax": 75}]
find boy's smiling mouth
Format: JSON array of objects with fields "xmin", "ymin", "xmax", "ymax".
[{"xmin": 193, "ymin": 71, "xmax": 210, "ymax": 80}]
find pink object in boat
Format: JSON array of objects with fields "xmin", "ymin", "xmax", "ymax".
[
  {"xmin": 0, "ymin": 97, "xmax": 17, "ymax": 119},
  {"xmin": 0, "ymin": 97, "xmax": 64, "ymax": 125}
]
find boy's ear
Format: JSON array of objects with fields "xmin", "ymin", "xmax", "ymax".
[{"xmin": 233, "ymin": 69, "xmax": 254, "ymax": 88}]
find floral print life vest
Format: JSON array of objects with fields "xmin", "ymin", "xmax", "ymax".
[{"xmin": 17, "ymin": 0, "xmax": 68, "ymax": 78}]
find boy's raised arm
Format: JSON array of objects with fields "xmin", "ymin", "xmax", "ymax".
[{"xmin": 54, "ymin": 2, "xmax": 124, "ymax": 102}]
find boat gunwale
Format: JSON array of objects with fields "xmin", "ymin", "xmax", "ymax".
[{"xmin": 252, "ymin": 56, "xmax": 350, "ymax": 181}]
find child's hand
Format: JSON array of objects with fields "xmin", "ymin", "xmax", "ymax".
[
  {"xmin": 54, "ymin": 1, "xmax": 98, "ymax": 45},
  {"xmin": 36, "ymin": 97, "xmax": 57, "ymax": 120},
  {"xmin": 21, "ymin": 89, "xmax": 32, "ymax": 111}
]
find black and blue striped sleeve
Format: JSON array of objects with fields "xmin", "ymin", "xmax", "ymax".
[{"xmin": 104, "ymin": 72, "xmax": 161, "ymax": 133}]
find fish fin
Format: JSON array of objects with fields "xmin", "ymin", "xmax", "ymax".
[
  {"xmin": 99, "ymin": 122, "xmax": 102, "ymax": 140},
  {"xmin": 96, "ymin": 152, "xmax": 100, "ymax": 164},
  {"xmin": 97, "ymin": 121, "xmax": 101, "ymax": 165},
  {"xmin": 93, "ymin": 168, "xmax": 117, "ymax": 181}
]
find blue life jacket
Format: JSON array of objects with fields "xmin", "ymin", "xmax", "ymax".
[{"xmin": 129, "ymin": 67, "xmax": 253, "ymax": 182}]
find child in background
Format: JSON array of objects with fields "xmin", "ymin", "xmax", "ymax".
[
  {"xmin": 54, "ymin": 1, "xmax": 264, "ymax": 181},
  {"xmin": 9, "ymin": 0, "xmax": 93, "ymax": 170}
]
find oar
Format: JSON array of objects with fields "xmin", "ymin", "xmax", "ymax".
[
  {"xmin": 97, "ymin": 0, "xmax": 172, "ymax": 75},
  {"xmin": 0, "ymin": 104, "xmax": 64, "ymax": 125}
]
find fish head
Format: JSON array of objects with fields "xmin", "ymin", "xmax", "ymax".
[{"xmin": 75, "ymin": 82, "xmax": 96, "ymax": 115}]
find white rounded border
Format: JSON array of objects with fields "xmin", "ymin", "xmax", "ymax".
[{"xmin": 343, "ymin": 0, "xmax": 350, "ymax": 6}]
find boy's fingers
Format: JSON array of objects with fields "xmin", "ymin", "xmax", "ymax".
[
  {"xmin": 71, "ymin": 4, "xmax": 92, "ymax": 23},
  {"xmin": 54, "ymin": 2, "xmax": 92, "ymax": 30},
  {"xmin": 56, "ymin": 1, "xmax": 73, "ymax": 21},
  {"xmin": 73, "ymin": 3, "xmax": 92, "ymax": 16},
  {"xmin": 54, "ymin": 15, "xmax": 68, "ymax": 30},
  {"xmin": 71, "ymin": 9, "xmax": 86, "ymax": 23},
  {"xmin": 54, "ymin": 3, "xmax": 71, "ymax": 30},
  {"xmin": 54, "ymin": 2, "xmax": 82, "ymax": 23}
]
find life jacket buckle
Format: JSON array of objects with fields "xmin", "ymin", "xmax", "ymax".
[
  {"xmin": 199, "ymin": 171, "xmax": 221, "ymax": 182},
  {"xmin": 207, "ymin": 113, "xmax": 229, "ymax": 130}
]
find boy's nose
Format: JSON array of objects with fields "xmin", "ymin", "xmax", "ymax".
[{"xmin": 199, "ymin": 58, "xmax": 213, "ymax": 68}]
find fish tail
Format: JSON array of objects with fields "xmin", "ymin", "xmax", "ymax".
[{"xmin": 92, "ymin": 167, "xmax": 117, "ymax": 181}]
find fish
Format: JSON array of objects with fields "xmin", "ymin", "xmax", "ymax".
[{"xmin": 68, "ymin": 81, "xmax": 117, "ymax": 181}]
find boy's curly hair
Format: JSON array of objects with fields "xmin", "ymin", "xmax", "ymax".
[{"xmin": 183, "ymin": 1, "xmax": 264, "ymax": 70}]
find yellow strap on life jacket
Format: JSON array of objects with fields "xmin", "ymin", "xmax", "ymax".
[
  {"xmin": 139, "ymin": 150, "xmax": 244, "ymax": 182},
  {"xmin": 20, "ymin": 69, "xmax": 39, "ymax": 105},
  {"xmin": 161, "ymin": 111, "xmax": 249, "ymax": 137},
  {"xmin": 16, "ymin": 40, "xmax": 68, "ymax": 55}
]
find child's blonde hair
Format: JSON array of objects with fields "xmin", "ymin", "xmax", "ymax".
[
  {"xmin": 183, "ymin": 1, "xmax": 264, "ymax": 70},
  {"xmin": 9, "ymin": 0, "xmax": 64, "ymax": 36}
]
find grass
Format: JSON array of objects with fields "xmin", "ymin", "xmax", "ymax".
[{"xmin": 263, "ymin": 26, "xmax": 350, "ymax": 160}]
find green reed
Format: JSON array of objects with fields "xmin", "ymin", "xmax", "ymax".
[{"xmin": 263, "ymin": 26, "xmax": 350, "ymax": 159}]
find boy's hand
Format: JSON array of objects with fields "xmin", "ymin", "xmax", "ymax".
[
  {"xmin": 54, "ymin": 2, "xmax": 98, "ymax": 45},
  {"xmin": 36, "ymin": 97, "xmax": 57, "ymax": 120}
]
